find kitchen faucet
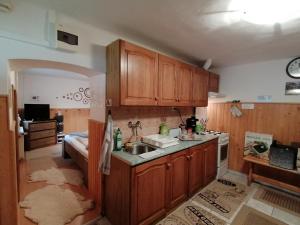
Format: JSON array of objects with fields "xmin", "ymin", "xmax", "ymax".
[{"xmin": 128, "ymin": 121, "xmax": 142, "ymax": 143}]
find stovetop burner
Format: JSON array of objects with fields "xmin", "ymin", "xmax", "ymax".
[{"xmin": 201, "ymin": 130, "xmax": 222, "ymax": 135}]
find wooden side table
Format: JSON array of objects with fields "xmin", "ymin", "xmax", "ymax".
[{"xmin": 244, "ymin": 155, "xmax": 300, "ymax": 193}]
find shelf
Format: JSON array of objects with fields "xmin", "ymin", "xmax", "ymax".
[{"xmin": 244, "ymin": 155, "xmax": 300, "ymax": 193}]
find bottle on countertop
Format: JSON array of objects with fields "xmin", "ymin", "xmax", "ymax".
[{"xmin": 114, "ymin": 128, "xmax": 123, "ymax": 151}]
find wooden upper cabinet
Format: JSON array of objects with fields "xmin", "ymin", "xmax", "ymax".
[
  {"xmin": 192, "ymin": 68, "xmax": 209, "ymax": 107},
  {"xmin": 208, "ymin": 72, "xmax": 220, "ymax": 93},
  {"xmin": 106, "ymin": 40, "xmax": 158, "ymax": 106},
  {"xmin": 158, "ymin": 55, "xmax": 178, "ymax": 106},
  {"xmin": 106, "ymin": 39, "xmax": 208, "ymax": 107},
  {"xmin": 176, "ymin": 63, "xmax": 193, "ymax": 106}
]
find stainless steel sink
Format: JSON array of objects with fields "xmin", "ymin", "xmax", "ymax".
[{"xmin": 125, "ymin": 143, "xmax": 157, "ymax": 155}]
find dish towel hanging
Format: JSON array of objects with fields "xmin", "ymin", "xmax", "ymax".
[{"xmin": 99, "ymin": 114, "xmax": 114, "ymax": 175}]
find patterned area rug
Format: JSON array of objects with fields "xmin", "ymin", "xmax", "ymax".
[
  {"xmin": 231, "ymin": 206, "xmax": 288, "ymax": 225},
  {"xmin": 20, "ymin": 185, "xmax": 93, "ymax": 225},
  {"xmin": 156, "ymin": 201, "xmax": 226, "ymax": 225},
  {"xmin": 254, "ymin": 187, "xmax": 300, "ymax": 217},
  {"xmin": 192, "ymin": 179, "xmax": 250, "ymax": 219},
  {"xmin": 29, "ymin": 167, "xmax": 84, "ymax": 186}
]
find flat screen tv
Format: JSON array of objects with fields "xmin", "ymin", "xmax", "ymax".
[{"xmin": 24, "ymin": 104, "xmax": 50, "ymax": 121}]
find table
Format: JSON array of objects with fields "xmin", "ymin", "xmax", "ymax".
[{"xmin": 244, "ymin": 155, "xmax": 300, "ymax": 193}]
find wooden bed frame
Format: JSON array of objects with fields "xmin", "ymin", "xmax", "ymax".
[{"xmin": 63, "ymin": 141, "xmax": 88, "ymax": 186}]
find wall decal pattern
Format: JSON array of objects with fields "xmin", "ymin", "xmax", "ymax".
[{"xmin": 58, "ymin": 87, "xmax": 91, "ymax": 105}]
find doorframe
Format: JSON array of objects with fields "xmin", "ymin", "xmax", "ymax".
[{"xmin": 2, "ymin": 59, "xmax": 103, "ymax": 224}]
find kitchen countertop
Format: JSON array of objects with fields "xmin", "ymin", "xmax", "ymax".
[{"xmin": 112, "ymin": 135, "xmax": 219, "ymax": 166}]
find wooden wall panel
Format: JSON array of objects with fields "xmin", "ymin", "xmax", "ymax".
[
  {"xmin": 207, "ymin": 103, "xmax": 300, "ymax": 173},
  {"xmin": 0, "ymin": 95, "xmax": 19, "ymax": 225},
  {"xmin": 19, "ymin": 108, "xmax": 90, "ymax": 134},
  {"xmin": 50, "ymin": 108, "xmax": 90, "ymax": 133},
  {"xmin": 88, "ymin": 119, "xmax": 105, "ymax": 212}
]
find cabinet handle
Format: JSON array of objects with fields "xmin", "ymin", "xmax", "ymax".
[
  {"xmin": 166, "ymin": 163, "xmax": 172, "ymax": 169},
  {"xmin": 186, "ymin": 155, "xmax": 191, "ymax": 160}
]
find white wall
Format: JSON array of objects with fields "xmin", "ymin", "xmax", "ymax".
[
  {"xmin": 18, "ymin": 72, "xmax": 90, "ymax": 109},
  {"xmin": 89, "ymin": 74, "xmax": 106, "ymax": 122},
  {"xmin": 214, "ymin": 58, "xmax": 300, "ymax": 103},
  {"xmin": 0, "ymin": 0, "xmax": 115, "ymax": 95},
  {"xmin": 0, "ymin": 0, "xmax": 117, "ymax": 122}
]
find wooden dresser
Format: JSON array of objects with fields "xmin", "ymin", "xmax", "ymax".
[{"xmin": 25, "ymin": 120, "xmax": 57, "ymax": 150}]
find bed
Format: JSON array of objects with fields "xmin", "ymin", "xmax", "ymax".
[{"xmin": 63, "ymin": 132, "xmax": 89, "ymax": 185}]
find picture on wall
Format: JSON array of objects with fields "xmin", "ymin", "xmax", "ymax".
[
  {"xmin": 285, "ymin": 82, "xmax": 300, "ymax": 95},
  {"xmin": 244, "ymin": 132, "xmax": 273, "ymax": 160}
]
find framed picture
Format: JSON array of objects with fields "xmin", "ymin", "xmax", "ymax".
[
  {"xmin": 285, "ymin": 82, "xmax": 300, "ymax": 95},
  {"xmin": 244, "ymin": 132, "xmax": 273, "ymax": 159}
]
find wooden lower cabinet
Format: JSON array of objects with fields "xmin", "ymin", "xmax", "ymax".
[
  {"xmin": 104, "ymin": 139, "xmax": 218, "ymax": 225},
  {"xmin": 167, "ymin": 150, "xmax": 188, "ymax": 209},
  {"xmin": 132, "ymin": 157, "xmax": 168, "ymax": 225},
  {"xmin": 187, "ymin": 145, "xmax": 205, "ymax": 196},
  {"xmin": 203, "ymin": 140, "xmax": 218, "ymax": 186}
]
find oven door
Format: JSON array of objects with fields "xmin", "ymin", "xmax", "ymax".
[{"xmin": 220, "ymin": 143, "xmax": 228, "ymax": 163}]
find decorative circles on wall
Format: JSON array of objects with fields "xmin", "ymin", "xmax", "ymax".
[
  {"xmin": 82, "ymin": 98, "xmax": 89, "ymax": 104},
  {"xmin": 61, "ymin": 87, "xmax": 91, "ymax": 105},
  {"xmin": 84, "ymin": 88, "xmax": 91, "ymax": 99},
  {"xmin": 73, "ymin": 92, "xmax": 83, "ymax": 101}
]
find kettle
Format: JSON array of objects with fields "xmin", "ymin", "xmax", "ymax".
[{"xmin": 159, "ymin": 123, "xmax": 170, "ymax": 135}]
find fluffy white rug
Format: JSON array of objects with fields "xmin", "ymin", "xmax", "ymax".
[
  {"xmin": 29, "ymin": 167, "xmax": 83, "ymax": 186},
  {"xmin": 20, "ymin": 185, "xmax": 93, "ymax": 225}
]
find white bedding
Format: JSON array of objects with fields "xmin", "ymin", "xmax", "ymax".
[{"xmin": 64, "ymin": 135, "xmax": 88, "ymax": 159}]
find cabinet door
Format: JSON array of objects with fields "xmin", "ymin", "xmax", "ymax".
[
  {"xmin": 187, "ymin": 146, "xmax": 204, "ymax": 196},
  {"xmin": 158, "ymin": 55, "xmax": 178, "ymax": 106},
  {"xmin": 132, "ymin": 157, "xmax": 168, "ymax": 225},
  {"xmin": 167, "ymin": 151, "xmax": 188, "ymax": 209},
  {"xmin": 177, "ymin": 63, "xmax": 193, "ymax": 106},
  {"xmin": 192, "ymin": 68, "xmax": 209, "ymax": 107},
  {"xmin": 209, "ymin": 73, "xmax": 220, "ymax": 93},
  {"xmin": 120, "ymin": 41, "xmax": 159, "ymax": 106},
  {"xmin": 204, "ymin": 140, "xmax": 218, "ymax": 185}
]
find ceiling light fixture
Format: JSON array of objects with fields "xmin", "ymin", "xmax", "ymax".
[
  {"xmin": 0, "ymin": 0, "xmax": 13, "ymax": 13},
  {"xmin": 228, "ymin": 0, "xmax": 300, "ymax": 25}
]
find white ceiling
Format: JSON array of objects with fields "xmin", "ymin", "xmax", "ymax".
[{"xmin": 27, "ymin": 0, "xmax": 300, "ymax": 67}]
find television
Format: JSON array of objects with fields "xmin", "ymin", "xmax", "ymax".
[{"xmin": 24, "ymin": 104, "xmax": 50, "ymax": 121}]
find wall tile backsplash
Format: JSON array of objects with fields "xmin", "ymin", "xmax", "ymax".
[{"xmin": 110, "ymin": 106, "xmax": 193, "ymax": 141}]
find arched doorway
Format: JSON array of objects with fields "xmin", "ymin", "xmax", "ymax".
[{"xmin": 8, "ymin": 59, "xmax": 104, "ymax": 225}]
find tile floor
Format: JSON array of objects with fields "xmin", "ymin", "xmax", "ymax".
[{"xmin": 94, "ymin": 171, "xmax": 300, "ymax": 225}]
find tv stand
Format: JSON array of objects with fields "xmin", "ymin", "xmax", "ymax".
[{"xmin": 25, "ymin": 120, "xmax": 57, "ymax": 151}]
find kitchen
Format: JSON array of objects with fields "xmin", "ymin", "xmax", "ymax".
[
  {"xmin": 100, "ymin": 39, "xmax": 300, "ymax": 225},
  {"xmin": 1, "ymin": 1, "xmax": 300, "ymax": 225}
]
